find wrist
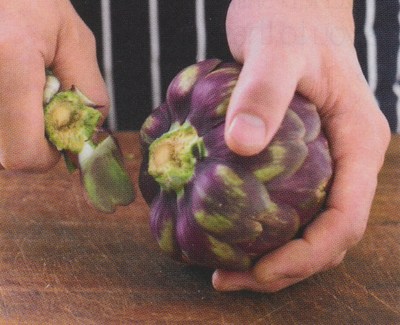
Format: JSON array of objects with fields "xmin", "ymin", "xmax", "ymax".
[{"xmin": 227, "ymin": 0, "xmax": 355, "ymax": 61}]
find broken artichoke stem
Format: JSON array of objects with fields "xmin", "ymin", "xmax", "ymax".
[
  {"xmin": 148, "ymin": 122, "xmax": 207, "ymax": 194},
  {"xmin": 43, "ymin": 71, "xmax": 135, "ymax": 213}
]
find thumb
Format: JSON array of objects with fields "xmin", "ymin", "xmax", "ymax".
[
  {"xmin": 51, "ymin": 3, "xmax": 109, "ymax": 119},
  {"xmin": 225, "ymin": 45, "xmax": 303, "ymax": 156}
]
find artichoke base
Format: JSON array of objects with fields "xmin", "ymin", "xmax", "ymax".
[{"xmin": 148, "ymin": 122, "xmax": 206, "ymax": 193}]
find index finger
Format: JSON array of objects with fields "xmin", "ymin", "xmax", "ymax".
[{"xmin": 0, "ymin": 39, "xmax": 60, "ymax": 171}]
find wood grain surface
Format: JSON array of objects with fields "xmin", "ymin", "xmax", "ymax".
[{"xmin": 0, "ymin": 132, "xmax": 399, "ymax": 324}]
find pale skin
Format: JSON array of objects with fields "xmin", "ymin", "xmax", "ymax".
[
  {"xmin": 0, "ymin": 1, "xmax": 391, "ymax": 292},
  {"xmin": 0, "ymin": 0, "xmax": 109, "ymax": 171},
  {"xmin": 214, "ymin": 0, "xmax": 391, "ymax": 292}
]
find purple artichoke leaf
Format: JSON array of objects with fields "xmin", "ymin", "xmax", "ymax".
[
  {"xmin": 150, "ymin": 191, "xmax": 181, "ymax": 259},
  {"xmin": 139, "ymin": 152, "xmax": 161, "ymax": 205},
  {"xmin": 252, "ymin": 139, "xmax": 308, "ymax": 184},
  {"xmin": 190, "ymin": 162, "xmax": 266, "ymax": 243},
  {"xmin": 289, "ymin": 94, "xmax": 321, "ymax": 143},
  {"xmin": 187, "ymin": 64, "xmax": 240, "ymax": 135},
  {"xmin": 166, "ymin": 59, "xmax": 221, "ymax": 124},
  {"xmin": 202, "ymin": 123, "xmax": 242, "ymax": 163},
  {"xmin": 192, "ymin": 162, "xmax": 301, "ymax": 249},
  {"xmin": 267, "ymin": 134, "xmax": 333, "ymax": 225},
  {"xmin": 239, "ymin": 203, "xmax": 300, "ymax": 256},
  {"xmin": 176, "ymin": 187, "xmax": 252, "ymax": 270},
  {"xmin": 140, "ymin": 102, "xmax": 172, "ymax": 148},
  {"xmin": 202, "ymin": 121, "xmax": 308, "ymax": 184},
  {"xmin": 78, "ymin": 136, "xmax": 135, "ymax": 213},
  {"xmin": 273, "ymin": 109, "xmax": 306, "ymax": 142},
  {"xmin": 202, "ymin": 122, "xmax": 308, "ymax": 183}
]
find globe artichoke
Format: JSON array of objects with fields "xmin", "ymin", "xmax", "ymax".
[{"xmin": 139, "ymin": 59, "xmax": 332, "ymax": 271}]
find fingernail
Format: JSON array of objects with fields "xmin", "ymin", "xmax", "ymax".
[
  {"xmin": 212, "ymin": 270, "xmax": 241, "ymax": 291},
  {"xmin": 228, "ymin": 113, "xmax": 267, "ymax": 154}
]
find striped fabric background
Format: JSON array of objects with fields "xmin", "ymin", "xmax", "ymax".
[{"xmin": 71, "ymin": 0, "xmax": 399, "ymax": 132}]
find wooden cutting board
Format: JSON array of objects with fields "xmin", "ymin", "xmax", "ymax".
[{"xmin": 0, "ymin": 132, "xmax": 398, "ymax": 324}]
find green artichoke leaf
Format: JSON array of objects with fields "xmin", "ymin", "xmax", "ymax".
[{"xmin": 79, "ymin": 136, "xmax": 135, "ymax": 213}]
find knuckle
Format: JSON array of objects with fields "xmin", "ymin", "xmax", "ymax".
[
  {"xmin": 80, "ymin": 25, "xmax": 97, "ymax": 50},
  {"xmin": 67, "ymin": 19, "xmax": 96, "ymax": 51},
  {"xmin": 379, "ymin": 116, "xmax": 392, "ymax": 148},
  {"xmin": 322, "ymin": 251, "xmax": 346, "ymax": 272},
  {"xmin": 331, "ymin": 251, "xmax": 346, "ymax": 267},
  {"xmin": 364, "ymin": 111, "xmax": 391, "ymax": 171},
  {"xmin": 1, "ymin": 156, "xmax": 32, "ymax": 171},
  {"xmin": 368, "ymin": 105, "xmax": 392, "ymax": 148},
  {"xmin": 369, "ymin": 108, "xmax": 392, "ymax": 145},
  {"xmin": 2, "ymin": 157, "xmax": 32, "ymax": 172},
  {"xmin": 1, "ymin": 148, "xmax": 57, "ymax": 172},
  {"xmin": 238, "ymin": 75, "xmax": 274, "ymax": 100},
  {"xmin": 345, "ymin": 223, "xmax": 366, "ymax": 247},
  {"xmin": 60, "ymin": 13, "xmax": 97, "ymax": 53},
  {"xmin": 100, "ymin": 104, "xmax": 110, "ymax": 119},
  {"xmin": 0, "ymin": 30, "xmax": 33, "ymax": 57}
]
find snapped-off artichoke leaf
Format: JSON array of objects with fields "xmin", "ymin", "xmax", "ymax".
[
  {"xmin": 79, "ymin": 136, "xmax": 135, "ymax": 213},
  {"xmin": 43, "ymin": 72, "xmax": 135, "ymax": 213}
]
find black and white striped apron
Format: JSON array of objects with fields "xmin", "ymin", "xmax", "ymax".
[{"xmin": 71, "ymin": 0, "xmax": 400, "ymax": 132}]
